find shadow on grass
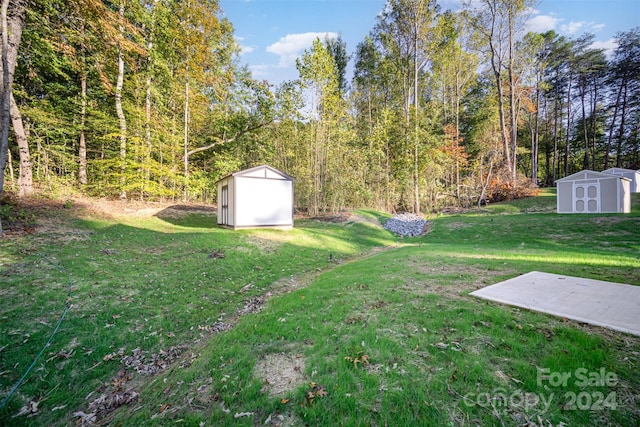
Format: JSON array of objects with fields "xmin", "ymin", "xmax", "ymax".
[{"xmin": 154, "ymin": 204, "xmax": 218, "ymax": 228}]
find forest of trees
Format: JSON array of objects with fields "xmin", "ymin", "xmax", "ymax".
[{"xmin": 1, "ymin": 0, "xmax": 639, "ymax": 217}]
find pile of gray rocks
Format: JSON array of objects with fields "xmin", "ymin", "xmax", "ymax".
[{"xmin": 384, "ymin": 213, "xmax": 429, "ymax": 237}]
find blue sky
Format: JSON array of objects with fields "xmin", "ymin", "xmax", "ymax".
[{"xmin": 220, "ymin": 0, "xmax": 640, "ymax": 87}]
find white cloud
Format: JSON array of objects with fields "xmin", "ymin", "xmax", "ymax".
[
  {"xmin": 234, "ymin": 36, "xmax": 255, "ymax": 55},
  {"xmin": 525, "ymin": 9, "xmax": 607, "ymax": 38},
  {"xmin": 591, "ymin": 38, "xmax": 618, "ymax": 58},
  {"xmin": 266, "ymin": 32, "xmax": 338, "ymax": 67},
  {"xmin": 526, "ymin": 14, "xmax": 560, "ymax": 34},
  {"xmin": 561, "ymin": 21, "xmax": 586, "ymax": 35},
  {"xmin": 248, "ymin": 64, "xmax": 273, "ymax": 78},
  {"xmin": 240, "ymin": 45, "xmax": 255, "ymax": 55}
]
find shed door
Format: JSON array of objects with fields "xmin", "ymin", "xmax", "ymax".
[
  {"xmin": 573, "ymin": 182, "xmax": 599, "ymax": 213},
  {"xmin": 221, "ymin": 185, "xmax": 229, "ymax": 224}
]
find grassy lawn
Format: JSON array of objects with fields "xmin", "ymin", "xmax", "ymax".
[{"xmin": 1, "ymin": 193, "xmax": 639, "ymax": 426}]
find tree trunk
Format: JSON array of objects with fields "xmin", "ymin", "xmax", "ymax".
[
  {"xmin": 0, "ymin": 0, "xmax": 26, "ymax": 205},
  {"xmin": 580, "ymin": 84, "xmax": 589, "ymax": 170},
  {"xmin": 564, "ymin": 72, "xmax": 572, "ymax": 176},
  {"xmin": 78, "ymin": 71, "xmax": 87, "ymax": 185},
  {"xmin": 9, "ymin": 92, "xmax": 31, "ymax": 196},
  {"xmin": 478, "ymin": 151, "xmax": 495, "ymax": 209},
  {"xmin": 0, "ymin": 0, "xmax": 25, "ymax": 236},
  {"xmin": 552, "ymin": 86, "xmax": 559, "ymax": 184},
  {"xmin": 183, "ymin": 72, "xmax": 189, "ymax": 202},
  {"xmin": 144, "ymin": 3, "xmax": 155, "ymax": 200},
  {"xmin": 589, "ymin": 76, "xmax": 597, "ymax": 169},
  {"xmin": 507, "ymin": 11, "xmax": 517, "ymax": 183},
  {"xmin": 5, "ymin": 141, "xmax": 12, "ymax": 188},
  {"xmin": 604, "ymin": 81, "xmax": 624, "ymax": 169},
  {"xmin": 115, "ymin": 0, "xmax": 127, "ymax": 200},
  {"xmin": 531, "ymin": 77, "xmax": 540, "ymax": 185},
  {"xmin": 0, "ymin": 0, "xmax": 11, "ymax": 205},
  {"xmin": 413, "ymin": 26, "xmax": 419, "ymax": 214},
  {"xmin": 490, "ymin": 52, "xmax": 511, "ymax": 175},
  {"xmin": 615, "ymin": 83, "xmax": 628, "ymax": 167}
]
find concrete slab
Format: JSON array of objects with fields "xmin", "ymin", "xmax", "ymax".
[{"xmin": 470, "ymin": 271, "xmax": 640, "ymax": 336}]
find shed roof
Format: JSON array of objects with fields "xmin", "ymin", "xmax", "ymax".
[
  {"xmin": 556, "ymin": 169, "xmax": 630, "ymax": 183},
  {"xmin": 216, "ymin": 164, "xmax": 295, "ymax": 183},
  {"xmin": 602, "ymin": 167, "xmax": 640, "ymax": 174}
]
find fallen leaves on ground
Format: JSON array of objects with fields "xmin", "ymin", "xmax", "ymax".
[
  {"xmin": 122, "ymin": 345, "xmax": 189, "ymax": 375},
  {"xmin": 237, "ymin": 296, "xmax": 264, "ymax": 315},
  {"xmin": 13, "ymin": 399, "xmax": 39, "ymax": 418},
  {"xmin": 74, "ymin": 345, "xmax": 191, "ymax": 424},
  {"xmin": 208, "ymin": 249, "xmax": 225, "ymax": 259},
  {"xmin": 305, "ymin": 382, "xmax": 328, "ymax": 406},
  {"xmin": 344, "ymin": 350, "xmax": 370, "ymax": 368}
]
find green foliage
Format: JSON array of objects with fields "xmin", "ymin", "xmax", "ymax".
[{"xmin": 0, "ymin": 203, "xmax": 35, "ymax": 230}]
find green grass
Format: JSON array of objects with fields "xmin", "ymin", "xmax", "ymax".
[{"xmin": 1, "ymin": 194, "xmax": 639, "ymax": 426}]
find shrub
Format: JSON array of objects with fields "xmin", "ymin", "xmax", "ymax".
[{"xmin": 485, "ymin": 167, "xmax": 539, "ymax": 203}]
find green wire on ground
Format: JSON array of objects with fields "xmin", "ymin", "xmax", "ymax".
[{"xmin": 0, "ymin": 255, "xmax": 73, "ymax": 410}]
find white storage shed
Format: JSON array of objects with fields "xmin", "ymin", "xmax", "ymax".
[
  {"xmin": 556, "ymin": 170, "xmax": 631, "ymax": 214},
  {"xmin": 602, "ymin": 167, "xmax": 640, "ymax": 193},
  {"xmin": 216, "ymin": 165, "xmax": 295, "ymax": 230}
]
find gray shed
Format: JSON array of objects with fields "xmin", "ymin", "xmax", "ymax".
[
  {"xmin": 602, "ymin": 167, "xmax": 640, "ymax": 193},
  {"xmin": 216, "ymin": 165, "xmax": 295, "ymax": 229},
  {"xmin": 556, "ymin": 170, "xmax": 631, "ymax": 214}
]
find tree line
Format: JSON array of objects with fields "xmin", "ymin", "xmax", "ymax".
[{"xmin": 1, "ymin": 0, "xmax": 639, "ymax": 219}]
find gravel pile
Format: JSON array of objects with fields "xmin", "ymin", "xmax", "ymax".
[{"xmin": 384, "ymin": 213, "xmax": 429, "ymax": 237}]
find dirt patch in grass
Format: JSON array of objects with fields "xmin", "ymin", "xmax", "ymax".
[
  {"xmin": 253, "ymin": 352, "xmax": 307, "ymax": 397},
  {"xmin": 262, "ymin": 411, "xmax": 302, "ymax": 426},
  {"xmin": 444, "ymin": 221, "xmax": 472, "ymax": 230},
  {"xmin": 409, "ymin": 264, "xmax": 508, "ymax": 299},
  {"xmin": 271, "ymin": 271, "xmax": 321, "ymax": 295},
  {"xmin": 0, "ymin": 197, "xmax": 92, "ymax": 242}
]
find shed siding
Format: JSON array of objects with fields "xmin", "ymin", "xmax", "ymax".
[
  {"xmin": 216, "ymin": 177, "xmax": 235, "ymax": 226},
  {"xmin": 235, "ymin": 177, "xmax": 292, "ymax": 227},
  {"xmin": 557, "ymin": 181, "xmax": 573, "ymax": 213},
  {"xmin": 265, "ymin": 169, "xmax": 286, "ymax": 179},
  {"xmin": 603, "ymin": 168, "xmax": 640, "ymax": 193},
  {"xmin": 600, "ymin": 179, "xmax": 619, "ymax": 213},
  {"xmin": 622, "ymin": 180, "xmax": 631, "ymax": 213},
  {"xmin": 242, "ymin": 169, "xmax": 267, "ymax": 178}
]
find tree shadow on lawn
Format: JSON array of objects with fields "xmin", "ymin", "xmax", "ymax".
[{"xmin": 154, "ymin": 204, "xmax": 218, "ymax": 228}]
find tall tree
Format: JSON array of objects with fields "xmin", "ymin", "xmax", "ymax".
[
  {"xmin": 296, "ymin": 38, "xmax": 338, "ymax": 215},
  {"xmin": 468, "ymin": 0, "xmax": 532, "ymax": 183},
  {"xmin": 430, "ymin": 10, "xmax": 478, "ymax": 201},
  {"xmin": 9, "ymin": 92, "xmax": 30, "ymax": 195},
  {"xmin": 0, "ymin": 0, "xmax": 27, "ymax": 210},
  {"xmin": 114, "ymin": 0, "xmax": 127, "ymax": 199},
  {"xmin": 325, "ymin": 34, "xmax": 349, "ymax": 96},
  {"xmin": 573, "ymin": 40, "xmax": 606, "ymax": 170},
  {"xmin": 373, "ymin": 0, "xmax": 439, "ymax": 213},
  {"xmin": 605, "ymin": 28, "xmax": 640, "ymax": 169}
]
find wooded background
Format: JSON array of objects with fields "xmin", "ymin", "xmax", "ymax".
[{"xmin": 1, "ymin": 0, "xmax": 639, "ymax": 215}]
